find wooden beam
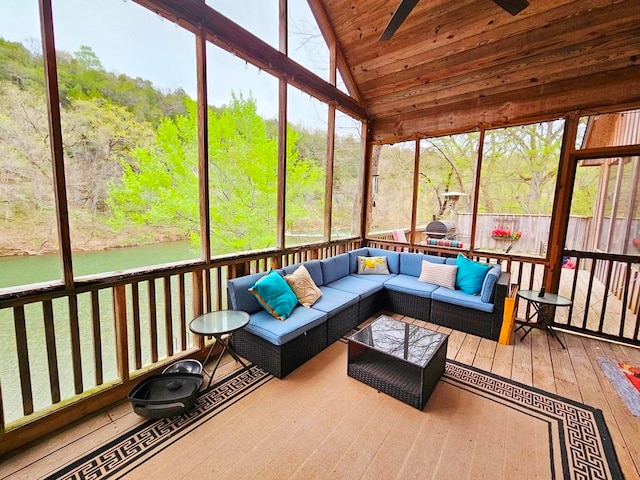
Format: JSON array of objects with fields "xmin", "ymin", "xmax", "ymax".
[
  {"xmin": 196, "ymin": 31, "xmax": 211, "ymax": 262},
  {"xmin": 370, "ymin": 66, "xmax": 640, "ymax": 143},
  {"xmin": 132, "ymin": 0, "xmax": 366, "ymax": 121},
  {"xmin": 277, "ymin": 0, "xmax": 288, "ymax": 250},
  {"xmin": 409, "ymin": 139, "xmax": 420, "ymax": 245},
  {"xmin": 307, "ymin": 0, "xmax": 362, "ymax": 102},
  {"xmin": 39, "ymin": 0, "xmax": 73, "ymax": 288},
  {"xmin": 547, "ymin": 114, "xmax": 579, "ymax": 293}
]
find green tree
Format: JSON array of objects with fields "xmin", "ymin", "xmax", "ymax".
[{"xmin": 107, "ymin": 94, "xmax": 325, "ymax": 253}]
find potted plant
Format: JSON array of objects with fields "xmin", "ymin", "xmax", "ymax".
[{"xmin": 492, "ymin": 228, "xmax": 522, "ymax": 241}]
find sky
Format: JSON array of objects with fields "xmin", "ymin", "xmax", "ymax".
[{"xmin": 0, "ymin": 0, "xmax": 357, "ymax": 131}]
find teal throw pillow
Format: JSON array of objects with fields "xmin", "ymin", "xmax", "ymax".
[
  {"xmin": 249, "ymin": 271, "xmax": 298, "ymax": 321},
  {"xmin": 455, "ymin": 254, "xmax": 492, "ymax": 295}
]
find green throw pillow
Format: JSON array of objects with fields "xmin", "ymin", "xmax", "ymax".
[
  {"xmin": 455, "ymin": 254, "xmax": 492, "ymax": 295},
  {"xmin": 249, "ymin": 270, "xmax": 298, "ymax": 321}
]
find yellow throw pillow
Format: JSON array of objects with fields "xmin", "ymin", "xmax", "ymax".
[
  {"xmin": 284, "ymin": 265, "xmax": 322, "ymax": 308},
  {"xmin": 357, "ymin": 256, "xmax": 390, "ymax": 274}
]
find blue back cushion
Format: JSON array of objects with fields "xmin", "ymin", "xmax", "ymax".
[
  {"xmin": 281, "ymin": 260, "xmax": 324, "ymax": 286},
  {"xmin": 227, "ymin": 271, "xmax": 267, "ymax": 313},
  {"xmin": 480, "ymin": 265, "xmax": 502, "ymax": 303},
  {"xmin": 348, "ymin": 248, "xmax": 370, "ymax": 273},
  {"xmin": 320, "ymin": 253, "xmax": 350, "ymax": 284},
  {"xmin": 455, "ymin": 254, "xmax": 492, "ymax": 295},
  {"xmin": 400, "ymin": 253, "xmax": 445, "ymax": 277}
]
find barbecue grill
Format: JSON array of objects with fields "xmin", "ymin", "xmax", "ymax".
[{"xmin": 425, "ymin": 220, "xmax": 456, "ymax": 239}]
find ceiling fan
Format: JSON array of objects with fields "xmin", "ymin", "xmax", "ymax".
[{"xmin": 380, "ymin": 0, "xmax": 530, "ymax": 41}]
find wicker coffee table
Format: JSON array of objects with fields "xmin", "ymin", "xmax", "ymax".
[{"xmin": 347, "ymin": 315, "xmax": 448, "ymax": 410}]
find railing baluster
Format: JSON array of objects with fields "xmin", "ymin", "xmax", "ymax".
[
  {"xmin": 179, "ymin": 273, "xmax": 187, "ymax": 351},
  {"xmin": 68, "ymin": 295, "xmax": 83, "ymax": 395},
  {"xmin": 619, "ymin": 262, "xmax": 632, "ymax": 338},
  {"xmin": 205, "ymin": 268, "xmax": 212, "ymax": 313},
  {"xmin": 214, "ymin": 268, "xmax": 222, "ymax": 310},
  {"xmin": 14, "ymin": 306, "xmax": 33, "ymax": 416},
  {"xmin": 0, "ymin": 381, "xmax": 4, "ymax": 433},
  {"xmin": 148, "ymin": 279, "xmax": 158, "ymax": 363},
  {"xmin": 598, "ymin": 261, "xmax": 614, "ymax": 333},
  {"xmin": 90, "ymin": 291, "xmax": 103, "ymax": 386},
  {"xmin": 43, "ymin": 300, "xmax": 60, "ymax": 404},
  {"xmin": 113, "ymin": 285, "xmax": 129, "ymax": 382},
  {"xmin": 131, "ymin": 282, "xmax": 142, "ymax": 370},
  {"xmin": 163, "ymin": 276, "xmax": 173, "ymax": 357},
  {"xmin": 582, "ymin": 260, "xmax": 598, "ymax": 330},
  {"xmin": 568, "ymin": 256, "xmax": 581, "ymax": 325}
]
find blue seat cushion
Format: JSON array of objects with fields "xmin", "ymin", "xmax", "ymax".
[
  {"xmin": 326, "ymin": 275, "xmax": 383, "ymax": 298},
  {"xmin": 244, "ymin": 307, "xmax": 327, "ymax": 346},
  {"xmin": 349, "ymin": 272, "xmax": 398, "ymax": 284},
  {"xmin": 311, "ymin": 286, "xmax": 359, "ymax": 315},
  {"xmin": 431, "ymin": 286, "xmax": 494, "ymax": 313},
  {"xmin": 383, "ymin": 274, "xmax": 439, "ymax": 298}
]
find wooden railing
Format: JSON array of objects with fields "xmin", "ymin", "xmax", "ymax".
[
  {"xmin": 2, "ymin": 238, "xmax": 637, "ymax": 455},
  {"xmin": 553, "ymin": 250, "xmax": 640, "ymax": 344},
  {"xmin": 0, "ymin": 238, "xmax": 362, "ymax": 454}
]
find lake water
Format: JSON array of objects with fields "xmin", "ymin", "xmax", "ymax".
[
  {"xmin": 0, "ymin": 241, "xmax": 198, "ymax": 289},
  {"xmin": 0, "ymin": 241, "xmax": 199, "ymax": 424}
]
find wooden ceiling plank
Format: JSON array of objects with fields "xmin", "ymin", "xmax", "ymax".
[
  {"xmin": 346, "ymin": 0, "xmax": 624, "ymax": 69},
  {"xmin": 369, "ymin": 57, "xmax": 640, "ymax": 120},
  {"xmin": 355, "ymin": 0, "xmax": 639, "ymax": 92},
  {"xmin": 365, "ymin": 33, "xmax": 640, "ymax": 117},
  {"xmin": 370, "ymin": 66, "xmax": 640, "ymax": 142}
]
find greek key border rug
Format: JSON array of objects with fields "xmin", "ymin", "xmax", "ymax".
[{"xmin": 47, "ymin": 355, "xmax": 622, "ymax": 480}]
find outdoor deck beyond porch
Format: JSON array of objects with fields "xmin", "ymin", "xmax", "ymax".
[{"xmin": 1, "ymin": 312, "xmax": 639, "ymax": 480}]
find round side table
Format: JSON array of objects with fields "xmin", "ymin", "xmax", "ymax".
[
  {"xmin": 189, "ymin": 310, "xmax": 251, "ymax": 388},
  {"xmin": 515, "ymin": 290, "xmax": 571, "ymax": 349}
]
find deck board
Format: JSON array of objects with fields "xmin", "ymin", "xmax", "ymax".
[{"xmin": 1, "ymin": 312, "xmax": 639, "ymax": 480}]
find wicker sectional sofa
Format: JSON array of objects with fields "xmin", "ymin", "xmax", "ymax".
[{"xmin": 227, "ymin": 247, "xmax": 510, "ymax": 378}]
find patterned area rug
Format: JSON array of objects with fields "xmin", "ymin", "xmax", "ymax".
[
  {"xmin": 46, "ymin": 354, "xmax": 623, "ymax": 480},
  {"xmin": 597, "ymin": 355, "xmax": 640, "ymax": 417}
]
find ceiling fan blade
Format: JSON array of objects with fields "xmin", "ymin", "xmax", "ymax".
[
  {"xmin": 380, "ymin": 0, "xmax": 420, "ymax": 41},
  {"xmin": 491, "ymin": 0, "xmax": 529, "ymax": 16}
]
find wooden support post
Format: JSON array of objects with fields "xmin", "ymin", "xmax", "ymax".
[
  {"xmin": 196, "ymin": 31, "xmax": 211, "ymax": 263},
  {"xmin": 547, "ymin": 114, "xmax": 579, "ymax": 293}
]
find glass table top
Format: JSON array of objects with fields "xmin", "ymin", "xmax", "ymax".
[
  {"xmin": 189, "ymin": 310, "xmax": 250, "ymax": 335},
  {"xmin": 517, "ymin": 290, "xmax": 572, "ymax": 307},
  {"xmin": 349, "ymin": 315, "xmax": 448, "ymax": 368}
]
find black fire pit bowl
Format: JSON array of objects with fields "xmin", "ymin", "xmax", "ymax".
[{"xmin": 128, "ymin": 373, "xmax": 203, "ymax": 419}]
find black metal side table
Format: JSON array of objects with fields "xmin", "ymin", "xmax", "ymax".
[
  {"xmin": 515, "ymin": 290, "xmax": 571, "ymax": 349},
  {"xmin": 189, "ymin": 310, "xmax": 251, "ymax": 388}
]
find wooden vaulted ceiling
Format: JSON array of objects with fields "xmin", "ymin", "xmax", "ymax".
[{"xmin": 311, "ymin": 0, "xmax": 640, "ymax": 143}]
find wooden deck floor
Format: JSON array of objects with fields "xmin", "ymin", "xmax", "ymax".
[{"xmin": 1, "ymin": 311, "xmax": 639, "ymax": 480}]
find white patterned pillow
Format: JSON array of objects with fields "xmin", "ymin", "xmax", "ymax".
[{"xmin": 418, "ymin": 261, "xmax": 458, "ymax": 290}]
